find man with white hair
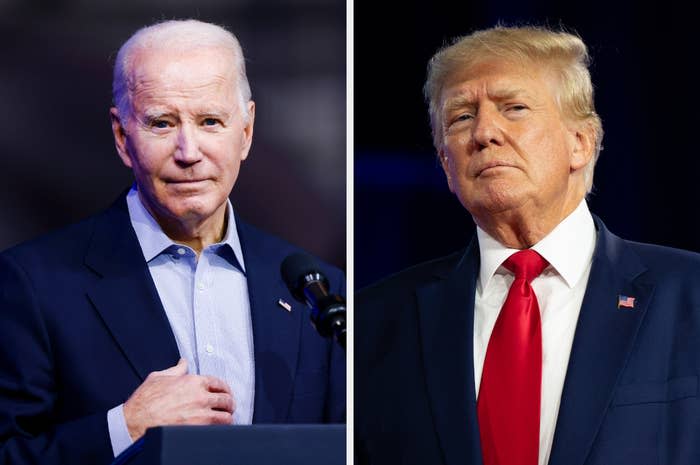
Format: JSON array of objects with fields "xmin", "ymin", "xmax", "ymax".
[
  {"xmin": 0, "ymin": 19, "xmax": 344, "ymax": 465},
  {"xmin": 356, "ymin": 26, "xmax": 700, "ymax": 465}
]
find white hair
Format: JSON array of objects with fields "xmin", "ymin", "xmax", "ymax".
[{"xmin": 112, "ymin": 19, "xmax": 252, "ymax": 125}]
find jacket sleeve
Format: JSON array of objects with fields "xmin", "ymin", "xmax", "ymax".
[{"xmin": 0, "ymin": 253, "xmax": 114, "ymax": 465}]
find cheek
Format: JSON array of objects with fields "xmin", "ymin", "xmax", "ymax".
[
  {"xmin": 443, "ymin": 134, "xmax": 470, "ymax": 168},
  {"xmin": 519, "ymin": 126, "xmax": 569, "ymax": 167},
  {"xmin": 128, "ymin": 136, "xmax": 175, "ymax": 176},
  {"xmin": 211, "ymin": 135, "xmax": 247, "ymax": 168},
  {"xmin": 450, "ymin": 157, "xmax": 474, "ymax": 185}
]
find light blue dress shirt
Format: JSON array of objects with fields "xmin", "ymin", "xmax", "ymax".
[{"xmin": 107, "ymin": 188, "xmax": 255, "ymax": 457}]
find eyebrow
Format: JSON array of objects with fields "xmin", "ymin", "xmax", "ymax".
[
  {"xmin": 199, "ymin": 110, "xmax": 232, "ymax": 120},
  {"xmin": 142, "ymin": 110, "xmax": 176, "ymax": 122},
  {"xmin": 443, "ymin": 87, "xmax": 533, "ymax": 113},
  {"xmin": 141, "ymin": 108, "xmax": 233, "ymax": 122}
]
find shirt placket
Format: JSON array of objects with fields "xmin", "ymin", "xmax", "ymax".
[{"xmin": 193, "ymin": 251, "xmax": 219, "ymax": 377}]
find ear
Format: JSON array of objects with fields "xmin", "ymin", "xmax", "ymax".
[
  {"xmin": 239, "ymin": 100, "xmax": 255, "ymax": 161},
  {"xmin": 110, "ymin": 107, "xmax": 133, "ymax": 169},
  {"xmin": 569, "ymin": 123, "xmax": 595, "ymax": 173},
  {"xmin": 438, "ymin": 148, "xmax": 455, "ymax": 193}
]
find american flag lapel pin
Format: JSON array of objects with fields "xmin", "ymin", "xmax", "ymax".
[
  {"xmin": 277, "ymin": 298, "xmax": 292, "ymax": 312},
  {"xmin": 617, "ymin": 295, "xmax": 636, "ymax": 309}
]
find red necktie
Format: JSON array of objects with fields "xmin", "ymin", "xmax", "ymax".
[{"xmin": 477, "ymin": 249, "xmax": 549, "ymax": 465}]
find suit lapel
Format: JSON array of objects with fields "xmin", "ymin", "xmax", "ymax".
[
  {"xmin": 84, "ymin": 197, "xmax": 180, "ymax": 380},
  {"xmin": 237, "ymin": 218, "xmax": 300, "ymax": 423},
  {"xmin": 416, "ymin": 239, "xmax": 483, "ymax": 465},
  {"xmin": 548, "ymin": 217, "xmax": 655, "ymax": 465}
]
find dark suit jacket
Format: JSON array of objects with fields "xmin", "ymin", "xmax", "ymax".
[
  {"xmin": 0, "ymin": 195, "xmax": 345, "ymax": 465},
  {"xmin": 356, "ymin": 216, "xmax": 700, "ymax": 465}
]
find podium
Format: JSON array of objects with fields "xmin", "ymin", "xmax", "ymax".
[{"xmin": 112, "ymin": 424, "xmax": 345, "ymax": 465}]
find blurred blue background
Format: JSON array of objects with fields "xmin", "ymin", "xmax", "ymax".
[
  {"xmin": 355, "ymin": 0, "xmax": 700, "ymax": 288},
  {"xmin": 0, "ymin": 0, "xmax": 345, "ymax": 269}
]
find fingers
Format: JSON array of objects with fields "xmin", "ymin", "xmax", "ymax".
[
  {"xmin": 185, "ymin": 410, "xmax": 233, "ymax": 426},
  {"xmin": 209, "ymin": 410, "xmax": 234, "ymax": 425},
  {"xmin": 202, "ymin": 375, "xmax": 231, "ymax": 394},
  {"xmin": 207, "ymin": 392, "xmax": 235, "ymax": 413},
  {"xmin": 200, "ymin": 376, "xmax": 235, "ymax": 413},
  {"xmin": 125, "ymin": 366, "xmax": 236, "ymax": 440}
]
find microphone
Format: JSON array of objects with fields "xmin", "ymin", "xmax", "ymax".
[{"xmin": 280, "ymin": 253, "xmax": 346, "ymax": 350}]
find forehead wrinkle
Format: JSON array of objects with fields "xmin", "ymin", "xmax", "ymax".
[
  {"xmin": 139, "ymin": 105, "xmax": 236, "ymax": 122},
  {"xmin": 131, "ymin": 73, "xmax": 233, "ymax": 98},
  {"xmin": 441, "ymin": 82, "xmax": 544, "ymax": 118},
  {"xmin": 488, "ymin": 86, "xmax": 533, "ymax": 101},
  {"xmin": 125, "ymin": 47, "xmax": 239, "ymax": 113},
  {"xmin": 131, "ymin": 78, "xmax": 238, "ymax": 115},
  {"xmin": 443, "ymin": 93, "xmax": 475, "ymax": 113}
]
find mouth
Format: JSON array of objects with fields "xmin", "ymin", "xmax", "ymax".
[
  {"xmin": 164, "ymin": 179, "xmax": 212, "ymax": 191},
  {"xmin": 166, "ymin": 179, "xmax": 210, "ymax": 185},
  {"xmin": 475, "ymin": 161, "xmax": 517, "ymax": 177}
]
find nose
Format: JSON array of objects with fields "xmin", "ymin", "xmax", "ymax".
[
  {"xmin": 471, "ymin": 106, "xmax": 504, "ymax": 151},
  {"xmin": 173, "ymin": 123, "xmax": 203, "ymax": 165}
]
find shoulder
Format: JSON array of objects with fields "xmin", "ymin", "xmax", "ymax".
[
  {"xmin": 235, "ymin": 215, "xmax": 345, "ymax": 292},
  {"xmin": 595, "ymin": 218, "xmax": 700, "ymax": 299},
  {"xmin": 623, "ymin": 239, "xmax": 700, "ymax": 280},
  {"xmin": 626, "ymin": 239, "xmax": 700, "ymax": 265},
  {"xmin": 594, "ymin": 214, "xmax": 700, "ymax": 281},
  {"xmin": 0, "ymin": 196, "xmax": 128, "ymax": 274},
  {"xmin": 1, "ymin": 212, "xmax": 102, "ymax": 268},
  {"xmin": 356, "ymin": 249, "xmax": 466, "ymax": 308}
]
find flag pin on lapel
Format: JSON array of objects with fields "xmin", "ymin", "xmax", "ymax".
[
  {"xmin": 617, "ymin": 295, "xmax": 636, "ymax": 309},
  {"xmin": 278, "ymin": 299, "xmax": 292, "ymax": 312}
]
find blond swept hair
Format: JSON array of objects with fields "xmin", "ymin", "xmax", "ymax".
[{"xmin": 424, "ymin": 26, "xmax": 603, "ymax": 193}]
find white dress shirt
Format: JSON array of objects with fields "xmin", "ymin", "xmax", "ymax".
[{"xmin": 474, "ymin": 199, "xmax": 597, "ymax": 465}]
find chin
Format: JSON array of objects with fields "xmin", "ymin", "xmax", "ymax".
[
  {"xmin": 461, "ymin": 186, "xmax": 528, "ymax": 216},
  {"xmin": 174, "ymin": 202, "xmax": 220, "ymax": 221},
  {"xmin": 156, "ymin": 193, "xmax": 218, "ymax": 220},
  {"xmin": 148, "ymin": 183, "xmax": 229, "ymax": 221}
]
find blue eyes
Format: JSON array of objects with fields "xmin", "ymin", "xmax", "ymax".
[
  {"xmin": 152, "ymin": 120, "xmax": 170, "ymax": 129},
  {"xmin": 149, "ymin": 118, "xmax": 222, "ymax": 129}
]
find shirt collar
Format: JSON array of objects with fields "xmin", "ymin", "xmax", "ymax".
[
  {"xmin": 476, "ymin": 199, "xmax": 596, "ymax": 292},
  {"xmin": 126, "ymin": 186, "xmax": 246, "ymax": 272}
]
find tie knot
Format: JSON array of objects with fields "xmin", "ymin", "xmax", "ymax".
[{"xmin": 503, "ymin": 249, "xmax": 548, "ymax": 282}]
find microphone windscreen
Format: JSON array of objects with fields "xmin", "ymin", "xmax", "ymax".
[{"xmin": 280, "ymin": 253, "xmax": 322, "ymax": 296}]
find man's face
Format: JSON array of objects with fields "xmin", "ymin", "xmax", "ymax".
[
  {"xmin": 111, "ymin": 47, "xmax": 254, "ymax": 229},
  {"xmin": 438, "ymin": 59, "xmax": 591, "ymax": 224}
]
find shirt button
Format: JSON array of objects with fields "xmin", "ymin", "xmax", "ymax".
[
  {"xmin": 177, "ymin": 248, "xmax": 186, "ymax": 256},
  {"xmin": 205, "ymin": 344, "xmax": 214, "ymax": 354},
  {"xmin": 197, "ymin": 282, "xmax": 205, "ymax": 291}
]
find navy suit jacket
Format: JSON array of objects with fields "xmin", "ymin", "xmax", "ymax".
[
  {"xmin": 356, "ymin": 217, "xmax": 700, "ymax": 465},
  {"xmin": 0, "ymin": 195, "xmax": 345, "ymax": 465}
]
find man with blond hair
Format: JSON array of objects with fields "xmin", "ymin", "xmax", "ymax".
[
  {"xmin": 356, "ymin": 26, "xmax": 700, "ymax": 465},
  {"xmin": 0, "ymin": 19, "xmax": 344, "ymax": 465}
]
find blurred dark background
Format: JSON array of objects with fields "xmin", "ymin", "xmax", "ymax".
[
  {"xmin": 0, "ymin": 0, "xmax": 345, "ymax": 269},
  {"xmin": 355, "ymin": 1, "xmax": 700, "ymax": 288}
]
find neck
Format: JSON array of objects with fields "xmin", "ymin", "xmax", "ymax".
[
  {"xmin": 142, "ymin": 198, "xmax": 228, "ymax": 256},
  {"xmin": 474, "ymin": 193, "xmax": 584, "ymax": 249},
  {"xmin": 165, "ymin": 215, "xmax": 227, "ymax": 256}
]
